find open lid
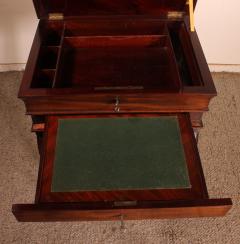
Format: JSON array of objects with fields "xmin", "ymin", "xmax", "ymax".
[{"xmin": 33, "ymin": 0, "xmax": 197, "ymax": 19}]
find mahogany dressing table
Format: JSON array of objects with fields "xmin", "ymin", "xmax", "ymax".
[{"xmin": 12, "ymin": 0, "xmax": 232, "ymax": 222}]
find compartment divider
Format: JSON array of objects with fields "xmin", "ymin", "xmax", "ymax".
[
  {"xmin": 39, "ymin": 46, "xmax": 59, "ymax": 69},
  {"xmin": 52, "ymin": 23, "xmax": 66, "ymax": 88},
  {"xmin": 63, "ymin": 35, "xmax": 168, "ymax": 48},
  {"xmin": 31, "ymin": 69, "xmax": 56, "ymax": 88},
  {"xmin": 64, "ymin": 20, "xmax": 167, "ymax": 37},
  {"xmin": 165, "ymin": 26, "xmax": 183, "ymax": 92},
  {"xmin": 168, "ymin": 23, "xmax": 203, "ymax": 87}
]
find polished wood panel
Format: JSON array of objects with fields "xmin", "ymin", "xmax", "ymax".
[
  {"xmin": 33, "ymin": 0, "xmax": 197, "ymax": 19},
  {"xmin": 12, "ymin": 198, "xmax": 232, "ymax": 222},
  {"xmin": 23, "ymin": 93, "xmax": 212, "ymax": 115}
]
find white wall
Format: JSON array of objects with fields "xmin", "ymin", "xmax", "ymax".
[
  {"xmin": 0, "ymin": 0, "xmax": 38, "ymax": 65},
  {"xmin": 0, "ymin": 0, "xmax": 239, "ymax": 70},
  {"xmin": 195, "ymin": 0, "xmax": 240, "ymax": 65}
]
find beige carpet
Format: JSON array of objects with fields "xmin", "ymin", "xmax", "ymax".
[{"xmin": 0, "ymin": 72, "xmax": 240, "ymax": 244}]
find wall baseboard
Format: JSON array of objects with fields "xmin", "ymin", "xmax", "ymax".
[
  {"xmin": 0, "ymin": 64, "xmax": 25, "ymax": 72},
  {"xmin": 0, "ymin": 63, "xmax": 240, "ymax": 73},
  {"xmin": 209, "ymin": 64, "xmax": 240, "ymax": 73}
]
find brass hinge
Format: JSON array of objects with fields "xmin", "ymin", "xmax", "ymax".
[
  {"xmin": 186, "ymin": 0, "xmax": 195, "ymax": 32},
  {"xmin": 167, "ymin": 11, "xmax": 184, "ymax": 19},
  {"xmin": 48, "ymin": 13, "xmax": 64, "ymax": 20}
]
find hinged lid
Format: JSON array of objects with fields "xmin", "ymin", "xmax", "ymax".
[{"xmin": 33, "ymin": 0, "xmax": 197, "ymax": 19}]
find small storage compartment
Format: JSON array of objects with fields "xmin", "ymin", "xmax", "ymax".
[
  {"xmin": 32, "ymin": 19, "xmax": 184, "ymax": 91},
  {"xmin": 168, "ymin": 22, "xmax": 203, "ymax": 86},
  {"xmin": 31, "ymin": 22, "xmax": 64, "ymax": 88},
  {"xmin": 28, "ymin": 19, "xmax": 209, "ymax": 92},
  {"xmin": 54, "ymin": 36, "xmax": 180, "ymax": 91}
]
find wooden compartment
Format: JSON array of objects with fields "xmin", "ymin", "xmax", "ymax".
[
  {"xmin": 31, "ymin": 69, "xmax": 55, "ymax": 88},
  {"xmin": 40, "ymin": 21, "xmax": 64, "ymax": 46},
  {"xmin": 18, "ymin": 0, "xmax": 218, "ymax": 115},
  {"xmin": 28, "ymin": 19, "xmax": 210, "ymax": 91},
  {"xmin": 19, "ymin": 17, "xmax": 217, "ymax": 114},
  {"xmin": 168, "ymin": 22, "xmax": 202, "ymax": 86},
  {"xmin": 32, "ymin": 19, "xmax": 183, "ymax": 91},
  {"xmin": 54, "ymin": 28, "xmax": 181, "ymax": 91}
]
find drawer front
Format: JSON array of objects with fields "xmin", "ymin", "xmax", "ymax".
[{"xmin": 25, "ymin": 93, "xmax": 212, "ymax": 115}]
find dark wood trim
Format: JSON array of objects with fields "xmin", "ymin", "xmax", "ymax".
[
  {"xmin": 31, "ymin": 112, "xmax": 203, "ymax": 137},
  {"xmin": 12, "ymin": 198, "xmax": 232, "ymax": 222},
  {"xmin": 32, "ymin": 0, "xmax": 194, "ymax": 20},
  {"xmin": 23, "ymin": 93, "xmax": 212, "ymax": 115},
  {"xmin": 183, "ymin": 17, "xmax": 216, "ymax": 94}
]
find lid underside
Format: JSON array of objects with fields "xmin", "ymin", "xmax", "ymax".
[{"xmin": 33, "ymin": 0, "xmax": 197, "ymax": 19}]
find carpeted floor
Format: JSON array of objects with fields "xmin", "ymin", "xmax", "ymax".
[{"xmin": 0, "ymin": 72, "xmax": 240, "ymax": 244}]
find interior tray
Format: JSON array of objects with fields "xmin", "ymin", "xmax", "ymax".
[
  {"xmin": 54, "ymin": 39, "xmax": 179, "ymax": 90},
  {"xmin": 30, "ymin": 19, "xmax": 204, "ymax": 91},
  {"xmin": 30, "ymin": 19, "xmax": 207, "ymax": 91}
]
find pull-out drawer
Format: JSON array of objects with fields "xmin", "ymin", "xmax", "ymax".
[{"xmin": 12, "ymin": 113, "xmax": 231, "ymax": 221}]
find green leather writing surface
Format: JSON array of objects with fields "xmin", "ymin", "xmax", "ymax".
[{"xmin": 51, "ymin": 116, "xmax": 190, "ymax": 192}]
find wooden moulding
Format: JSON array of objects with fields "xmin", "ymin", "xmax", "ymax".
[
  {"xmin": 30, "ymin": 112, "xmax": 203, "ymax": 135},
  {"xmin": 12, "ymin": 198, "xmax": 232, "ymax": 222}
]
